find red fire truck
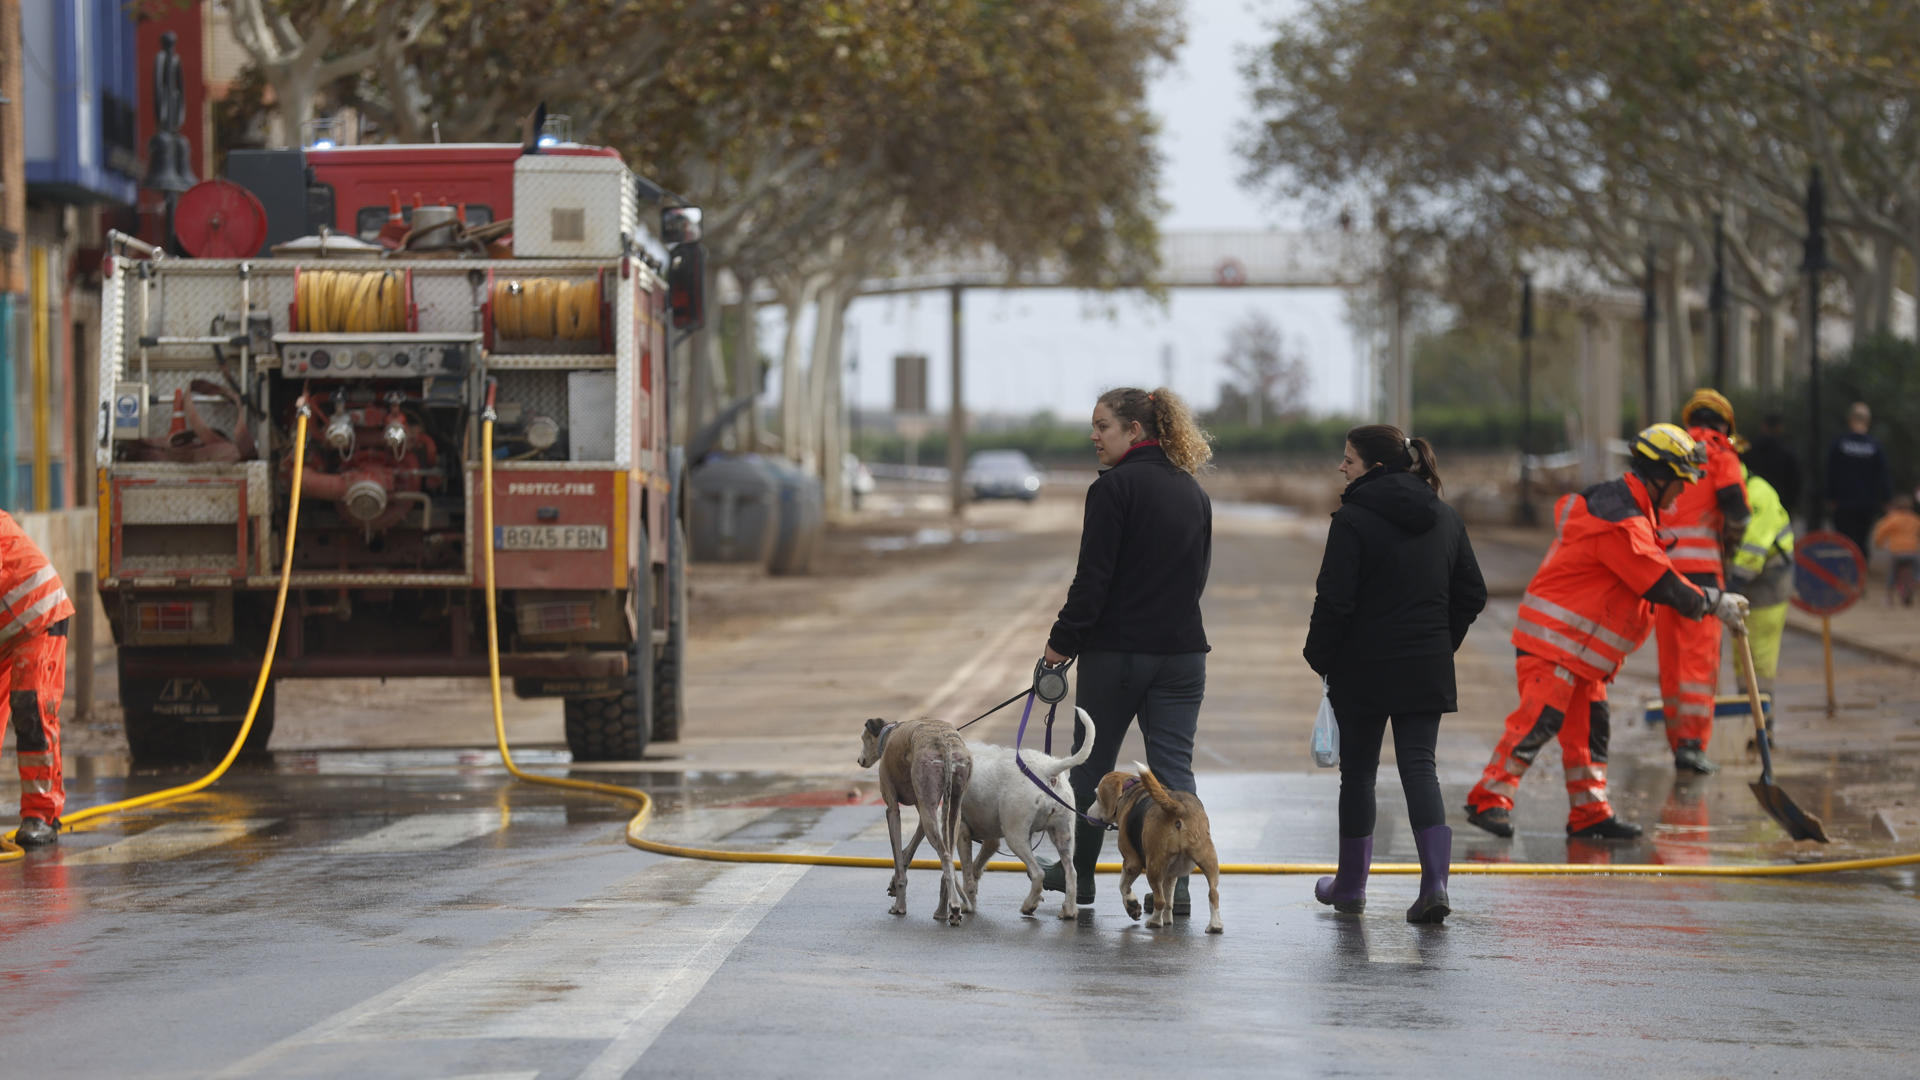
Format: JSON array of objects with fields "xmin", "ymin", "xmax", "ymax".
[{"xmin": 95, "ymin": 138, "xmax": 700, "ymax": 763}]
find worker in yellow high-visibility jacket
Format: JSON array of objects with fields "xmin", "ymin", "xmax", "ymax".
[{"xmin": 1729, "ymin": 449, "xmax": 1794, "ymax": 743}]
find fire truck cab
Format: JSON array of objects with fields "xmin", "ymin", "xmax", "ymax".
[{"xmin": 95, "ymin": 140, "xmax": 698, "ymax": 763}]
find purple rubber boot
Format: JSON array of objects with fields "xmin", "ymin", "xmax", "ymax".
[
  {"xmin": 1314, "ymin": 836, "xmax": 1372, "ymax": 913},
  {"xmin": 1406, "ymin": 824, "xmax": 1452, "ymax": 924}
]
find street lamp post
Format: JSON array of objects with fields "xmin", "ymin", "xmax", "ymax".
[
  {"xmin": 1804, "ymin": 167, "xmax": 1827, "ymax": 529},
  {"xmin": 1642, "ymin": 242, "xmax": 1658, "ymax": 426},
  {"xmin": 1710, "ymin": 212, "xmax": 1727, "ymax": 389}
]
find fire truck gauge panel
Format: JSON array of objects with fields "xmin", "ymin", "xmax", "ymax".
[{"xmin": 273, "ymin": 333, "xmax": 478, "ymax": 379}]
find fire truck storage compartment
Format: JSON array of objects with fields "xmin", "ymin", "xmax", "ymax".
[
  {"xmin": 512, "ymin": 151, "xmax": 637, "ymax": 259},
  {"xmin": 108, "ymin": 462, "xmax": 272, "ymax": 580},
  {"xmin": 688, "ymin": 455, "xmax": 779, "ymax": 564}
]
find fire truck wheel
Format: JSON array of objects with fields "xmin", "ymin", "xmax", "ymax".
[
  {"xmin": 651, "ymin": 520, "xmax": 688, "ymax": 744},
  {"xmin": 119, "ymin": 654, "xmax": 276, "ymax": 764},
  {"xmin": 564, "ymin": 533, "xmax": 653, "ymax": 762}
]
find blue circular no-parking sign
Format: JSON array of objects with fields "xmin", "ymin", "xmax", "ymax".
[{"xmin": 1792, "ymin": 530, "xmax": 1866, "ymax": 616}]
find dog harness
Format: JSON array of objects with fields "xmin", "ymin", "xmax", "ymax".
[{"xmin": 1122, "ymin": 784, "xmax": 1151, "ymax": 856}]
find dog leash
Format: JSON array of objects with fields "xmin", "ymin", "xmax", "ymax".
[{"xmin": 1011, "ymin": 680, "xmax": 1117, "ymax": 833}]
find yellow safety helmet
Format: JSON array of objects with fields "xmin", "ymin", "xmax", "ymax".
[
  {"xmin": 1681, "ymin": 388, "xmax": 1736, "ymax": 434},
  {"xmin": 1631, "ymin": 422, "xmax": 1707, "ymax": 483}
]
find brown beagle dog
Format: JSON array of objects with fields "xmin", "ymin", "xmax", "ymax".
[{"xmin": 1088, "ymin": 762, "xmax": 1223, "ymax": 933}]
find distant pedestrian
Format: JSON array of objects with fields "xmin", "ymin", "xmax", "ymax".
[
  {"xmin": 2, "ymin": 509, "xmax": 75, "ymax": 849},
  {"xmin": 1463, "ymin": 424, "xmax": 1749, "ymax": 842},
  {"xmin": 1036, "ymin": 386, "xmax": 1214, "ymax": 917},
  {"xmin": 1828, "ymin": 402, "xmax": 1891, "ymax": 558},
  {"xmin": 1871, "ymin": 496, "xmax": 1920, "ymax": 607},
  {"xmin": 1744, "ymin": 414, "xmax": 1802, "ymax": 519},
  {"xmin": 1304, "ymin": 424, "xmax": 1485, "ymax": 923}
]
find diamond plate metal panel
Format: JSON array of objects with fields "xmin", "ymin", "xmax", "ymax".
[
  {"xmin": 568, "ymin": 371, "xmax": 616, "ymax": 462},
  {"xmin": 513, "ymin": 155, "xmax": 633, "ymax": 258},
  {"xmin": 114, "ymin": 461, "xmax": 269, "ymax": 523},
  {"xmin": 98, "ymin": 261, "xmax": 126, "ymax": 464}
]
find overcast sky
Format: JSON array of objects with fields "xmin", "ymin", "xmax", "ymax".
[{"xmin": 767, "ymin": 0, "xmax": 1364, "ymax": 423}]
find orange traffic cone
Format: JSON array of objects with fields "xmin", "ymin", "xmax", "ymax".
[{"xmin": 377, "ymin": 190, "xmax": 408, "ymax": 250}]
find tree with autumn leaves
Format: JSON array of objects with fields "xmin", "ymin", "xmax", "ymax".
[
  {"xmin": 217, "ymin": 0, "xmax": 1177, "ymax": 504},
  {"xmin": 1240, "ymin": 0, "xmax": 1920, "ymax": 408}
]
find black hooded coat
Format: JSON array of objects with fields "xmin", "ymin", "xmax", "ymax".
[{"xmin": 1303, "ymin": 467, "xmax": 1487, "ymax": 717}]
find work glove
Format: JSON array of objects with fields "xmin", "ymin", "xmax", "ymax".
[{"xmin": 1702, "ymin": 585, "xmax": 1750, "ymax": 631}]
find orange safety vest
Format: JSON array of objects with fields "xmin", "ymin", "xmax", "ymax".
[
  {"xmin": 0, "ymin": 509, "xmax": 76, "ymax": 652},
  {"xmin": 1657, "ymin": 427, "xmax": 1748, "ymax": 580},
  {"xmin": 1512, "ymin": 473, "xmax": 1681, "ymax": 684}
]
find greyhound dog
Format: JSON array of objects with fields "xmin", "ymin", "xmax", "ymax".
[
  {"xmin": 901, "ymin": 710, "xmax": 1097, "ymax": 919},
  {"xmin": 858, "ymin": 717, "xmax": 973, "ymax": 925}
]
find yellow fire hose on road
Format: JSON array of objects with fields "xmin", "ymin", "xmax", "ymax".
[
  {"xmin": 10, "ymin": 405, "xmax": 1920, "ymax": 885},
  {"xmin": 2, "ymin": 403, "xmax": 311, "ymax": 863}
]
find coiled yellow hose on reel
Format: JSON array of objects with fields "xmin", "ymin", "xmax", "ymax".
[
  {"xmin": 492, "ymin": 278, "xmax": 601, "ymax": 341},
  {"xmin": 296, "ymin": 270, "xmax": 407, "ymax": 333}
]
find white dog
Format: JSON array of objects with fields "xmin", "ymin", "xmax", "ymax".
[{"xmin": 904, "ymin": 709, "xmax": 1096, "ymax": 919}]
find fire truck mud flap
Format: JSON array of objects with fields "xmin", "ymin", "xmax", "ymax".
[{"xmin": 118, "ymin": 647, "xmax": 276, "ymax": 763}]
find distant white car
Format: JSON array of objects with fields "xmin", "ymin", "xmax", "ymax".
[
  {"xmin": 964, "ymin": 450, "xmax": 1044, "ymax": 502},
  {"xmin": 843, "ymin": 453, "xmax": 876, "ymax": 506}
]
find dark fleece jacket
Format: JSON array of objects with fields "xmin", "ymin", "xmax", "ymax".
[
  {"xmin": 1047, "ymin": 444, "xmax": 1211, "ymax": 658},
  {"xmin": 1304, "ymin": 467, "xmax": 1487, "ymax": 716}
]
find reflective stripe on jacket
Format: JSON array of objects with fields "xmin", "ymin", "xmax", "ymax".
[
  {"xmin": 1657, "ymin": 427, "xmax": 1750, "ymax": 580},
  {"xmin": 0, "ymin": 510, "xmax": 76, "ymax": 651},
  {"xmin": 1731, "ymin": 468, "xmax": 1794, "ymax": 609},
  {"xmin": 1511, "ymin": 473, "xmax": 1677, "ymax": 683}
]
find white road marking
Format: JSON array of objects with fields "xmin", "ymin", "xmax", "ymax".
[
  {"xmin": 60, "ymin": 819, "xmax": 276, "ymax": 865},
  {"xmin": 325, "ymin": 811, "xmax": 504, "ymax": 855},
  {"xmin": 209, "ymin": 809, "xmax": 813, "ymax": 1079},
  {"xmin": 908, "ymin": 586, "xmax": 1062, "ymax": 726}
]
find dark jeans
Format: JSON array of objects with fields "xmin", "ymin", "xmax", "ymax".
[
  {"xmin": 1335, "ymin": 710, "xmax": 1445, "ymax": 839},
  {"xmin": 1067, "ymin": 650, "xmax": 1205, "ymax": 807},
  {"xmin": 1834, "ymin": 505, "xmax": 1876, "ymax": 561}
]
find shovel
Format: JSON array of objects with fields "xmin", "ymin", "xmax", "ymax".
[{"xmin": 1733, "ymin": 626, "xmax": 1830, "ymax": 843}]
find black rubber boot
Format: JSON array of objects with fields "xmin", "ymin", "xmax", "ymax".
[
  {"xmin": 1464, "ymin": 804, "xmax": 1514, "ymax": 838},
  {"xmin": 1674, "ymin": 739, "xmax": 1718, "ymax": 775},
  {"xmin": 1040, "ymin": 818, "xmax": 1103, "ymax": 905},
  {"xmin": 1568, "ymin": 815, "xmax": 1643, "ymax": 840},
  {"xmin": 15, "ymin": 817, "xmax": 58, "ymax": 849},
  {"xmin": 1144, "ymin": 876, "xmax": 1192, "ymax": 916}
]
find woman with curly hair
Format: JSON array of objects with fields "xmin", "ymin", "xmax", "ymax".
[{"xmin": 1038, "ymin": 386, "xmax": 1215, "ymax": 916}]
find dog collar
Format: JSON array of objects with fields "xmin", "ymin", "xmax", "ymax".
[
  {"xmin": 874, "ymin": 721, "xmax": 902, "ymax": 759},
  {"xmin": 1120, "ymin": 776, "xmax": 1141, "ymax": 794}
]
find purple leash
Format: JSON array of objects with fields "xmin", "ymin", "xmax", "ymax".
[{"xmin": 1012, "ymin": 688, "xmax": 1116, "ymax": 832}]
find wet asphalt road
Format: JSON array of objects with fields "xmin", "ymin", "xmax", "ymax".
[
  {"xmin": 5, "ymin": 493, "xmax": 1920, "ymax": 1078},
  {"xmin": 5, "ymin": 761, "xmax": 1918, "ymax": 1079}
]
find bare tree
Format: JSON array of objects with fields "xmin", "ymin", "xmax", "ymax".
[{"xmin": 1219, "ymin": 310, "xmax": 1310, "ymax": 427}]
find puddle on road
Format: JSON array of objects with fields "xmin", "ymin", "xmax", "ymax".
[{"xmin": 862, "ymin": 527, "xmax": 1014, "ymax": 552}]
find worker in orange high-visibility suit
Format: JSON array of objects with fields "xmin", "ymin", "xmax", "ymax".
[
  {"xmin": 1464, "ymin": 425, "xmax": 1751, "ymax": 840},
  {"xmin": 1, "ymin": 509, "xmax": 75, "ymax": 849},
  {"xmin": 1654, "ymin": 389, "xmax": 1751, "ymax": 775}
]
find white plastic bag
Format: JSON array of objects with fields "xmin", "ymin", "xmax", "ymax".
[{"xmin": 1311, "ymin": 677, "xmax": 1340, "ymax": 768}]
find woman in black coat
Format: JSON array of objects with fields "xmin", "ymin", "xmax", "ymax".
[{"xmin": 1303, "ymin": 424, "xmax": 1486, "ymax": 923}]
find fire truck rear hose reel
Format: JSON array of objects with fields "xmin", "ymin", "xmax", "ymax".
[
  {"xmin": 2, "ymin": 403, "xmax": 311, "ymax": 860},
  {"xmin": 471, "ymin": 415, "xmax": 1920, "ymax": 882},
  {"xmin": 296, "ymin": 269, "xmax": 407, "ymax": 333},
  {"xmin": 491, "ymin": 278, "xmax": 600, "ymax": 341}
]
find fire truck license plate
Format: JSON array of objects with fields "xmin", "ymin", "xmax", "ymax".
[{"xmin": 494, "ymin": 525, "xmax": 608, "ymax": 550}]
